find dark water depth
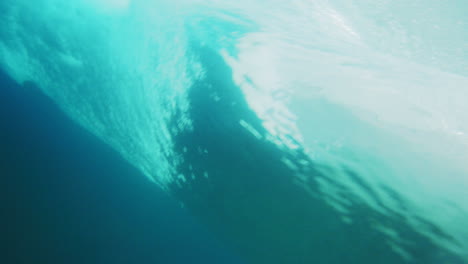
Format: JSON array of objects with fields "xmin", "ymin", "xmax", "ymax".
[
  {"xmin": 1, "ymin": 48, "xmax": 466, "ymax": 263},
  {"xmin": 0, "ymin": 69, "xmax": 244, "ymax": 264}
]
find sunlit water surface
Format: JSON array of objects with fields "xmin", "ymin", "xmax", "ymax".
[{"xmin": 1, "ymin": 0, "xmax": 467, "ymax": 263}]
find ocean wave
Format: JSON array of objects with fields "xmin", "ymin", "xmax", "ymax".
[{"xmin": 1, "ymin": 0, "xmax": 467, "ymax": 262}]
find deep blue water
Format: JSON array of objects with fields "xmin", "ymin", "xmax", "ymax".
[
  {"xmin": 0, "ymin": 69, "xmax": 245, "ymax": 264},
  {"xmin": 1, "ymin": 1, "xmax": 468, "ymax": 263},
  {"xmin": 1, "ymin": 52, "xmax": 466, "ymax": 263}
]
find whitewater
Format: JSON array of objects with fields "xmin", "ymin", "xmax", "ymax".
[{"xmin": 1, "ymin": 0, "xmax": 467, "ymax": 263}]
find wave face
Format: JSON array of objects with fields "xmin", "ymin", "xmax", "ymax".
[{"xmin": 1, "ymin": 0, "xmax": 468, "ymax": 263}]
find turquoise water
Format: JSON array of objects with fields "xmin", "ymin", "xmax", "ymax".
[{"xmin": 1, "ymin": 0, "xmax": 467, "ymax": 263}]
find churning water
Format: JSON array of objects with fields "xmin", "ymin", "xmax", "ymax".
[{"xmin": 1, "ymin": 0, "xmax": 467, "ymax": 263}]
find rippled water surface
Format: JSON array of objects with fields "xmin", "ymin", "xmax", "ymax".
[{"xmin": 1, "ymin": 0, "xmax": 467, "ymax": 263}]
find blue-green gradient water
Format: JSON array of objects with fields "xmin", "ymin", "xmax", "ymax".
[{"xmin": 1, "ymin": 0, "xmax": 467, "ymax": 263}]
